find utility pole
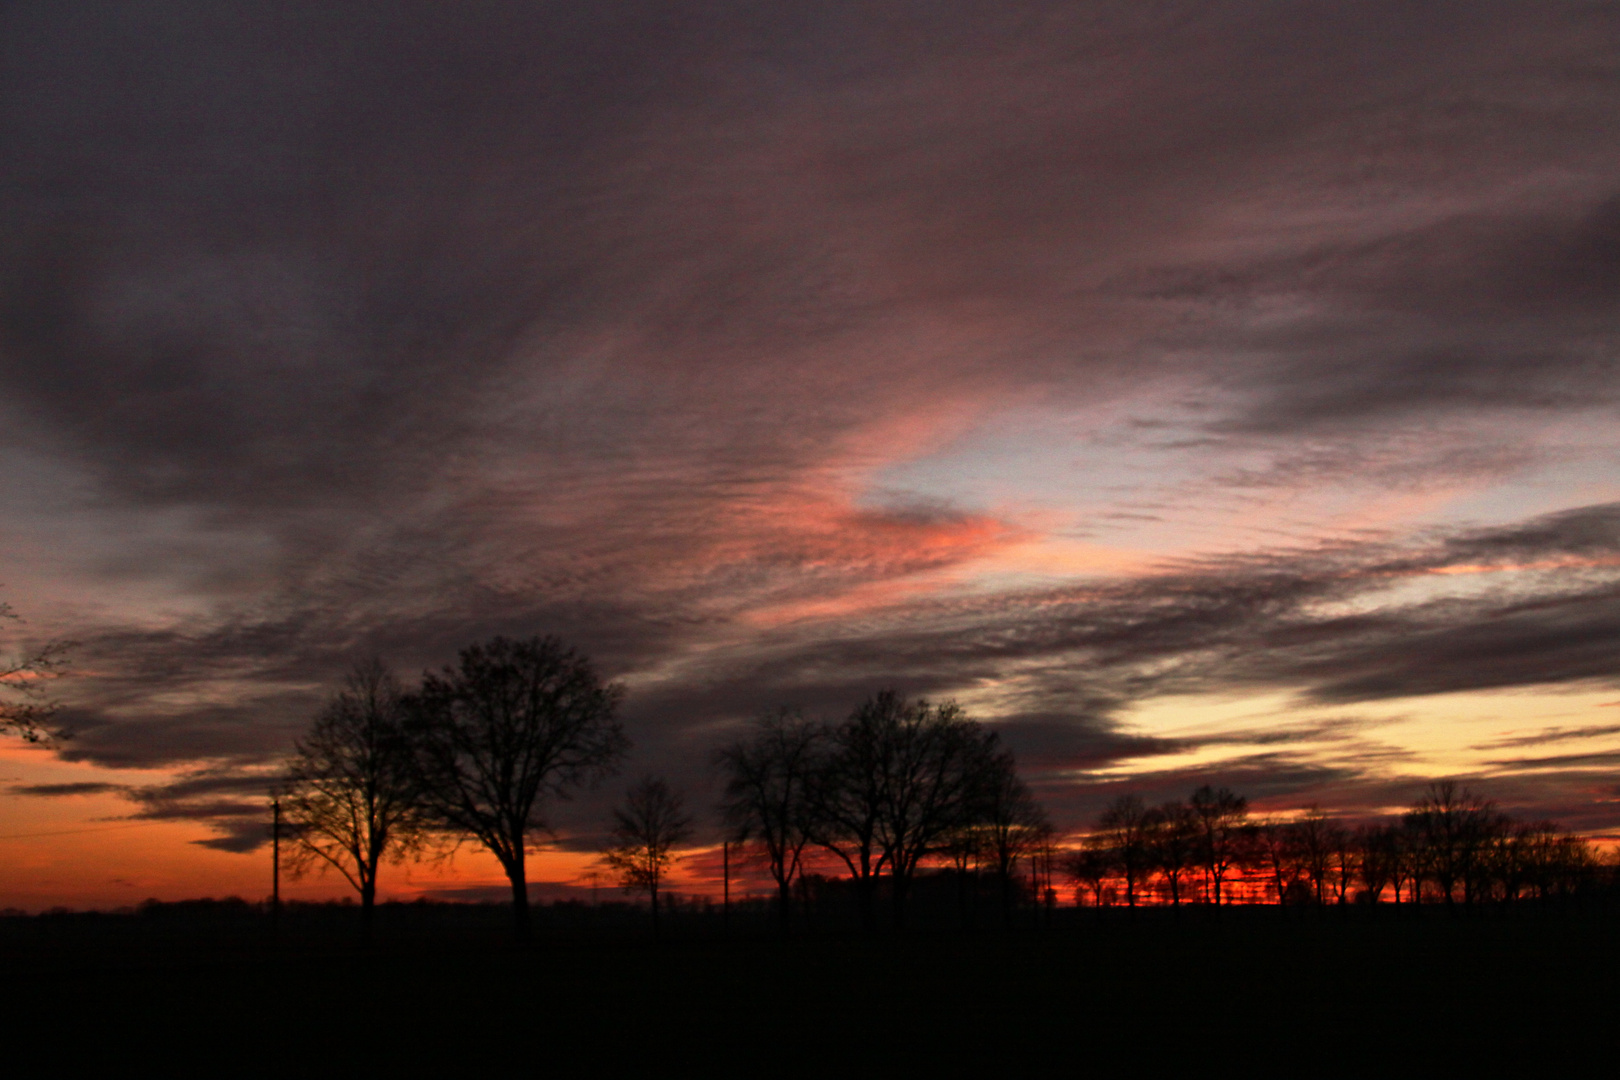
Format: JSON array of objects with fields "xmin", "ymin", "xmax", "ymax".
[
  {"xmin": 722, "ymin": 840, "xmax": 730, "ymax": 934},
  {"xmin": 271, "ymin": 797, "xmax": 282, "ymax": 935}
]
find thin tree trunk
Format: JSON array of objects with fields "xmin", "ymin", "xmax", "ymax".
[
  {"xmin": 507, "ymin": 846, "xmax": 530, "ymax": 942},
  {"xmin": 361, "ymin": 876, "xmax": 376, "ymax": 946}
]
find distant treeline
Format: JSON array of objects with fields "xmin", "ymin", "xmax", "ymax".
[{"xmin": 1068, "ymin": 782, "xmax": 1603, "ymax": 910}]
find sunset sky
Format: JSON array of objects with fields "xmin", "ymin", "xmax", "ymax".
[{"xmin": 3, "ymin": 1, "xmax": 1620, "ymax": 910}]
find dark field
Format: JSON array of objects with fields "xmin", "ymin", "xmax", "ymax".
[{"xmin": 9, "ymin": 903, "xmax": 1615, "ymax": 1072}]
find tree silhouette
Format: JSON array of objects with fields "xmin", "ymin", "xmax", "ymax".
[
  {"xmin": 277, "ymin": 660, "xmax": 426, "ymax": 938},
  {"xmin": 1402, "ymin": 780, "xmax": 1495, "ymax": 908},
  {"xmin": 604, "ymin": 776, "xmax": 693, "ymax": 938},
  {"xmin": 1295, "ymin": 806, "xmax": 1336, "ymax": 905},
  {"xmin": 1065, "ymin": 845, "xmax": 1112, "ymax": 907},
  {"xmin": 976, "ymin": 749, "xmax": 1051, "ymax": 926},
  {"xmin": 409, "ymin": 636, "xmax": 628, "ymax": 939},
  {"xmin": 0, "ymin": 599, "xmax": 71, "ymax": 743},
  {"xmin": 1145, "ymin": 800, "xmax": 1199, "ymax": 907},
  {"xmin": 1329, "ymin": 818, "xmax": 1357, "ymax": 904},
  {"xmin": 806, "ymin": 690, "xmax": 999, "ymax": 929},
  {"xmin": 715, "ymin": 707, "xmax": 823, "ymax": 934},
  {"xmin": 1190, "ymin": 785, "xmax": 1249, "ymax": 906},
  {"xmin": 1352, "ymin": 823, "xmax": 1399, "ymax": 904},
  {"xmin": 1257, "ymin": 817, "xmax": 1308, "ymax": 905},
  {"xmin": 1096, "ymin": 794, "xmax": 1151, "ymax": 908},
  {"xmin": 1502, "ymin": 820, "xmax": 1592, "ymax": 901}
]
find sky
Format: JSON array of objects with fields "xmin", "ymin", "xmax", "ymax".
[{"xmin": 3, "ymin": 0, "xmax": 1620, "ymax": 909}]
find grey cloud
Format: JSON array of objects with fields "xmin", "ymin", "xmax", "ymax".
[
  {"xmin": 1033, "ymin": 752, "xmax": 1365, "ymax": 829},
  {"xmin": 39, "ymin": 499, "xmax": 1620, "ymax": 824},
  {"xmin": 6, "ymin": 2, "xmax": 1620, "ymax": 840},
  {"xmin": 114, "ymin": 768, "xmax": 278, "ymax": 852},
  {"xmin": 1475, "ymin": 723, "xmax": 1620, "ymax": 750},
  {"xmin": 5, "ymin": 2, "xmax": 1617, "ymax": 521},
  {"xmin": 642, "ymin": 500, "xmax": 1620, "ymax": 729},
  {"xmin": 188, "ymin": 821, "xmax": 272, "ymax": 854},
  {"xmin": 7, "ymin": 769, "xmax": 275, "ymax": 851},
  {"xmin": 6, "ymin": 782, "xmax": 121, "ymax": 797},
  {"xmin": 1484, "ymin": 749, "xmax": 1620, "ymax": 772},
  {"xmin": 986, "ymin": 716, "xmax": 1175, "ymax": 775},
  {"xmin": 130, "ymin": 798, "xmax": 266, "ymax": 821},
  {"xmin": 1297, "ymin": 585, "xmax": 1620, "ymax": 704},
  {"xmin": 1442, "ymin": 502, "xmax": 1620, "ymax": 563}
]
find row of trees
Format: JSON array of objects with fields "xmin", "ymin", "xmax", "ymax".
[
  {"xmin": 281, "ymin": 645, "xmax": 1049, "ymax": 938},
  {"xmin": 276, "ymin": 635, "xmax": 1602, "ymax": 938},
  {"xmin": 280, "ymin": 638, "xmax": 628, "ymax": 939},
  {"xmin": 715, "ymin": 692, "xmax": 1049, "ymax": 932},
  {"xmin": 1072, "ymin": 782, "xmax": 1598, "ymax": 908}
]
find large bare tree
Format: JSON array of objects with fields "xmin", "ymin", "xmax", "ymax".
[
  {"xmin": 1256, "ymin": 816, "xmax": 1313, "ymax": 905},
  {"xmin": 1352, "ymin": 823, "xmax": 1398, "ymax": 904},
  {"xmin": 715, "ymin": 707, "xmax": 824, "ymax": 934},
  {"xmin": 1295, "ymin": 806, "xmax": 1337, "ymax": 905},
  {"xmin": 278, "ymin": 659, "xmax": 426, "ymax": 937},
  {"xmin": 806, "ymin": 690, "xmax": 998, "ymax": 929},
  {"xmin": 409, "ymin": 636, "xmax": 628, "ymax": 939},
  {"xmin": 1402, "ymin": 780, "xmax": 1497, "ymax": 907},
  {"xmin": 1190, "ymin": 784, "xmax": 1250, "ymax": 906},
  {"xmin": 1096, "ymin": 794, "xmax": 1152, "ymax": 908},
  {"xmin": 604, "ymin": 775, "xmax": 693, "ymax": 938},
  {"xmin": 1145, "ymin": 800, "xmax": 1199, "ymax": 907}
]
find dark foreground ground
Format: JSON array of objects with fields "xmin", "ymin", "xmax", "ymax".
[{"xmin": 7, "ymin": 903, "xmax": 1616, "ymax": 1073}]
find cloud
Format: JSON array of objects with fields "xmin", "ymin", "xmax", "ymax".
[
  {"xmin": 118, "ymin": 768, "xmax": 277, "ymax": 852},
  {"xmin": 35, "ymin": 497, "xmax": 1620, "ymax": 841},
  {"xmin": 4, "ymin": 2, "xmax": 1620, "ymax": 850},
  {"xmin": 6, "ymin": 2, "xmax": 1616, "ymax": 521},
  {"xmin": 1484, "ymin": 749, "xmax": 1620, "ymax": 772},
  {"xmin": 1475, "ymin": 724, "xmax": 1620, "ymax": 750},
  {"xmin": 5, "ymin": 782, "xmax": 121, "ymax": 797},
  {"xmin": 188, "ymin": 821, "xmax": 272, "ymax": 854}
]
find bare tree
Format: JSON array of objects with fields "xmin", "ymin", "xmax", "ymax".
[
  {"xmin": 1066, "ymin": 844, "xmax": 1113, "ymax": 907},
  {"xmin": 1295, "ymin": 806, "xmax": 1335, "ymax": 905},
  {"xmin": 0, "ymin": 600, "xmax": 71, "ymax": 743},
  {"xmin": 1256, "ymin": 817, "xmax": 1308, "ymax": 905},
  {"xmin": 277, "ymin": 660, "xmax": 427, "ymax": 937},
  {"xmin": 1190, "ymin": 785, "xmax": 1250, "ymax": 906},
  {"xmin": 1353, "ymin": 823, "xmax": 1398, "ymax": 904},
  {"xmin": 803, "ymin": 702, "xmax": 888, "ymax": 928},
  {"xmin": 1097, "ymin": 794, "xmax": 1152, "ymax": 908},
  {"xmin": 1510, "ymin": 820, "xmax": 1595, "ymax": 901},
  {"xmin": 977, "ymin": 749, "xmax": 1051, "ymax": 926},
  {"xmin": 1329, "ymin": 819, "xmax": 1357, "ymax": 905},
  {"xmin": 1402, "ymin": 780, "xmax": 1495, "ymax": 908},
  {"xmin": 409, "ymin": 636, "xmax": 628, "ymax": 939},
  {"xmin": 806, "ymin": 690, "xmax": 999, "ymax": 929},
  {"xmin": 715, "ymin": 707, "xmax": 824, "ymax": 934},
  {"xmin": 1386, "ymin": 818, "xmax": 1417, "ymax": 904},
  {"xmin": 1145, "ymin": 800, "xmax": 1199, "ymax": 907},
  {"xmin": 604, "ymin": 775, "xmax": 693, "ymax": 938}
]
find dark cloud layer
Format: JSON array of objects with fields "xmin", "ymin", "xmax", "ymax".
[
  {"xmin": 49, "ymin": 495, "xmax": 1620, "ymax": 843},
  {"xmin": 3, "ymin": 2, "xmax": 1619, "ymax": 848},
  {"xmin": 7, "ymin": 782, "xmax": 120, "ymax": 797}
]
